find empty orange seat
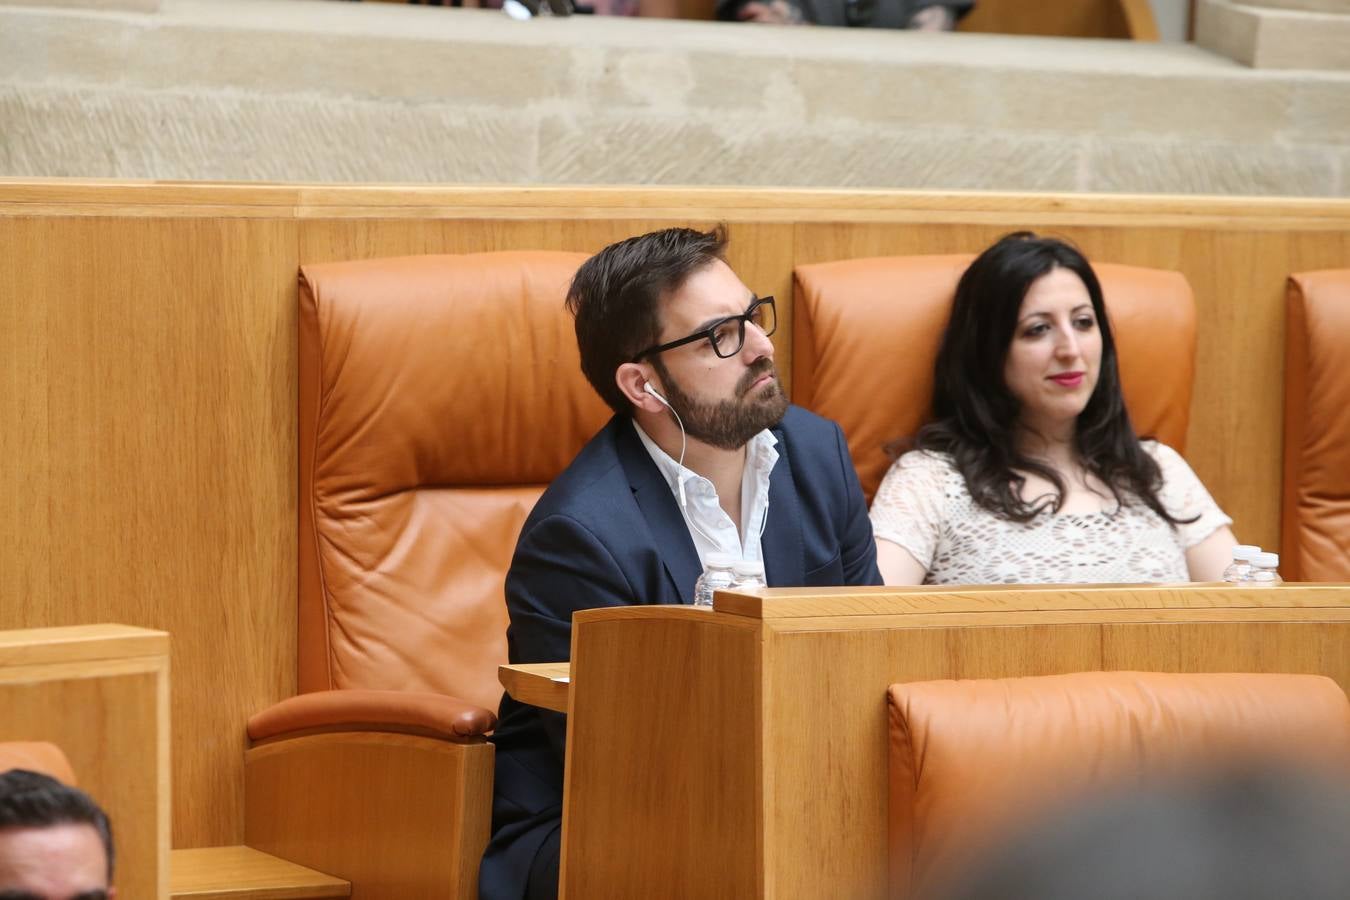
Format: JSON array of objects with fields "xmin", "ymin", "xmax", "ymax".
[{"xmin": 887, "ymin": 671, "xmax": 1350, "ymax": 899}]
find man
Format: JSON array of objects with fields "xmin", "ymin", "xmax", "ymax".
[
  {"xmin": 479, "ymin": 226, "xmax": 881, "ymax": 900},
  {"xmin": 0, "ymin": 769, "xmax": 116, "ymax": 900}
]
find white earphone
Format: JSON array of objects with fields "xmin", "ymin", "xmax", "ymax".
[{"xmin": 644, "ymin": 382, "xmax": 670, "ymax": 407}]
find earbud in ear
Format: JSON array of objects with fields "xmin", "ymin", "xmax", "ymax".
[{"xmin": 644, "ymin": 383, "xmax": 670, "ymax": 408}]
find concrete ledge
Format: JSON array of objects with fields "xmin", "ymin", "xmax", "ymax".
[
  {"xmin": 0, "ymin": 0, "xmax": 158, "ymax": 10},
  {"xmin": 1197, "ymin": 0, "xmax": 1350, "ymax": 70},
  {"xmin": 1, "ymin": 0, "xmax": 1348, "ymax": 194},
  {"xmin": 1241, "ymin": 0, "xmax": 1349, "ymax": 12}
]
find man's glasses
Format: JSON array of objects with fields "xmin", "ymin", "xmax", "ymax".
[{"xmin": 631, "ymin": 297, "xmax": 777, "ymax": 361}]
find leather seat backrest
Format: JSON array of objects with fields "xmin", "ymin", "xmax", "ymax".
[
  {"xmin": 0, "ymin": 741, "xmax": 77, "ymax": 785},
  {"xmin": 794, "ymin": 256, "xmax": 1196, "ymax": 500},
  {"xmin": 297, "ymin": 252, "xmax": 610, "ymax": 712},
  {"xmin": 1284, "ymin": 271, "xmax": 1350, "ymax": 581},
  {"xmin": 887, "ymin": 671, "xmax": 1350, "ymax": 899}
]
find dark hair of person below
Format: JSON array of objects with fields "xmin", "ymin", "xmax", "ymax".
[
  {"xmin": 909, "ymin": 230, "xmax": 1193, "ymax": 526},
  {"xmin": 0, "ymin": 768, "xmax": 114, "ymax": 882},
  {"xmin": 924, "ymin": 764, "xmax": 1350, "ymax": 900},
  {"xmin": 566, "ymin": 225, "xmax": 728, "ymax": 415}
]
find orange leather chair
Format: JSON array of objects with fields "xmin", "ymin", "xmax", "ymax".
[
  {"xmin": 793, "ymin": 255, "xmax": 1196, "ymax": 500},
  {"xmin": 1283, "ymin": 271, "xmax": 1350, "ymax": 581},
  {"xmin": 0, "ymin": 741, "xmax": 77, "ymax": 785},
  {"xmin": 887, "ymin": 671, "xmax": 1350, "ymax": 900},
  {"xmin": 243, "ymin": 252, "xmax": 610, "ymax": 897}
]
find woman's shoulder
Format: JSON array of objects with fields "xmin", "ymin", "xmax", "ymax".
[
  {"xmin": 1139, "ymin": 439, "xmax": 1190, "ymax": 474},
  {"xmin": 884, "ymin": 448, "xmax": 960, "ymax": 482},
  {"xmin": 896, "ymin": 447, "xmax": 956, "ymax": 470}
]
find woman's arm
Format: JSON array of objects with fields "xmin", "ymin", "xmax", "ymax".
[
  {"xmin": 1185, "ymin": 525, "xmax": 1238, "ymax": 582},
  {"xmin": 877, "ymin": 538, "xmax": 930, "ymax": 585}
]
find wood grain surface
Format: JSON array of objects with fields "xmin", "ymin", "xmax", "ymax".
[
  {"xmin": 564, "ymin": 587, "xmax": 1350, "ymax": 899},
  {"xmin": 244, "ymin": 732, "xmax": 493, "ymax": 899},
  {"xmin": 2, "ymin": 180, "xmax": 1347, "ymax": 845},
  {"xmin": 0, "ymin": 625, "xmax": 170, "ymax": 900},
  {"xmin": 169, "ymin": 845, "xmax": 350, "ymax": 899},
  {"xmin": 960, "ymin": 0, "xmax": 1155, "ymax": 38},
  {"xmin": 499, "ymin": 662, "xmax": 571, "ymax": 714},
  {"xmin": 562, "ymin": 612, "xmax": 763, "ymax": 900}
]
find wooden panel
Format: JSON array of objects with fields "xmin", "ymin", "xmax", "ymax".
[
  {"xmin": 3, "ymin": 181, "xmax": 1350, "ymax": 850},
  {"xmin": 765, "ymin": 623, "xmax": 1104, "ymax": 900},
  {"xmin": 562, "ymin": 612, "xmax": 763, "ymax": 900},
  {"xmin": 244, "ymin": 733, "xmax": 493, "ymax": 899},
  {"xmin": 0, "ymin": 622, "xmax": 169, "ymax": 663},
  {"xmin": 759, "ymin": 597, "xmax": 1350, "ymax": 898},
  {"xmin": 959, "ymin": 0, "xmax": 1154, "ymax": 38},
  {"xmin": 0, "ymin": 625, "xmax": 169, "ymax": 900},
  {"xmin": 499, "ymin": 662, "xmax": 571, "ymax": 713},
  {"xmin": 714, "ymin": 583, "xmax": 1350, "ymax": 618},
  {"xmin": 563, "ymin": 590, "xmax": 1350, "ymax": 900},
  {"xmin": 170, "ymin": 846, "xmax": 350, "ymax": 899},
  {"xmin": 0, "ymin": 213, "xmax": 299, "ymax": 848}
]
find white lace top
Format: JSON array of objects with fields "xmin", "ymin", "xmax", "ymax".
[{"xmin": 869, "ymin": 442, "xmax": 1231, "ymax": 585}]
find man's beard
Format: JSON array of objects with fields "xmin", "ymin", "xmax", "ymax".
[{"xmin": 653, "ymin": 358, "xmax": 789, "ymax": 451}]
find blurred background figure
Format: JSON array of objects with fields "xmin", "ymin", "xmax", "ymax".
[
  {"xmin": 717, "ymin": 0, "xmax": 972, "ymax": 28},
  {"xmin": 0, "ymin": 769, "xmax": 116, "ymax": 900},
  {"xmin": 340, "ymin": 0, "xmax": 972, "ymax": 22},
  {"xmin": 928, "ymin": 765, "xmax": 1350, "ymax": 900}
]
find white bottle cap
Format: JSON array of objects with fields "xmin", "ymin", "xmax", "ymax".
[
  {"xmin": 706, "ymin": 552, "xmax": 738, "ymax": 570},
  {"xmin": 732, "ymin": 560, "xmax": 765, "ymax": 577},
  {"xmin": 1232, "ymin": 544, "xmax": 1260, "ymax": 561},
  {"xmin": 1252, "ymin": 552, "xmax": 1279, "ymax": 568}
]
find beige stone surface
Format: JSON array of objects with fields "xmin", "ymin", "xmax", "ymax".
[
  {"xmin": 1, "ymin": 0, "xmax": 1348, "ymax": 195},
  {"xmin": 1241, "ymin": 0, "xmax": 1350, "ymax": 11},
  {"xmin": 0, "ymin": 0, "xmax": 156, "ymax": 9},
  {"xmin": 1084, "ymin": 136, "xmax": 1344, "ymax": 196},
  {"xmin": 1197, "ymin": 0, "xmax": 1350, "ymax": 70}
]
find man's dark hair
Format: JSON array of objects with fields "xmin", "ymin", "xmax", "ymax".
[
  {"xmin": 0, "ymin": 768, "xmax": 114, "ymax": 882},
  {"xmin": 566, "ymin": 226, "xmax": 728, "ymax": 415},
  {"xmin": 912, "ymin": 231, "xmax": 1192, "ymax": 526}
]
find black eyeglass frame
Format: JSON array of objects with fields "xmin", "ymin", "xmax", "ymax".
[{"xmin": 630, "ymin": 296, "xmax": 777, "ymax": 362}]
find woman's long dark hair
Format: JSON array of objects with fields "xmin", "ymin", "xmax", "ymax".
[{"xmin": 914, "ymin": 232, "xmax": 1190, "ymax": 525}]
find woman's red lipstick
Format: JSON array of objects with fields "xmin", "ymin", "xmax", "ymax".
[{"xmin": 1049, "ymin": 371, "xmax": 1085, "ymax": 387}]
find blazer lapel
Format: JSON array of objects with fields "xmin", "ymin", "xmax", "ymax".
[
  {"xmin": 761, "ymin": 425, "xmax": 805, "ymax": 588},
  {"xmin": 616, "ymin": 421, "xmax": 702, "ymax": 603}
]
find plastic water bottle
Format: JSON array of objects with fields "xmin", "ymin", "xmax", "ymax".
[
  {"xmin": 1246, "ymin": 551, "xmax": 1282, "ymax": 586},
  {"xmin": 730, "ymin": 559, "xmax": 767, "ymax": 591},
  {"xmin": 1221, "ymin": 544, "xmax": 1261, "ymax": 584},
  {"xmin": 693, "ymin": 553, "xmax": 737, "ymax": 608}
]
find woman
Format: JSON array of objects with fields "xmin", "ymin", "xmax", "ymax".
[{"xmin": 870, "ymin": 232, "xmax": 1237, "ymax": 585}]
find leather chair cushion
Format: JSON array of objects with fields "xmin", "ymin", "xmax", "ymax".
[
  {"xmin": 297, "ymin": 251, "xmax": 611, "ymax": 710},
  {"xmin": 0, "ymin": 741, "xmax": 77, "ymax": 785},
  {"xmin": 887, "ymin": 671, "xmax": 1350, "ymax": 898},
  {"xmin": 247, "ymin": 689, "xmax": 497, "ymax": 743},
  {"xmin": 793, "ymin": 255, "xmax": 1196, "ymax": 501},
  {"xmin": 1283, "ymin": 271, "xmax": 1350, "ymax": 581}
]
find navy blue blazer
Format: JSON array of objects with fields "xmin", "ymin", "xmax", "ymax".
[{"xmin": 478, "ymin": 406, "xmax": 881, "ymax": 900}]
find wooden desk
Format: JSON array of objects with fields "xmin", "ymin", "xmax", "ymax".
[
  {"xmin": 499, "ymin": 662, "xmax": 570, "ymax": 714},
  {"xmin": 0, "ymin": 624, "xmax": 170, "ymax": 899},
  {"xmin": 558, "ymin": 584, "xmax": 1350, "ymax": 900},
  {"xmin": 170, "ymin": 846, "xmax": 350, "ymax": 899}
]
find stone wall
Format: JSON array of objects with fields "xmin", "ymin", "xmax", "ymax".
[{"xmin": 1, "ymin": 0, "xmax": 1348, "ymax": 195}]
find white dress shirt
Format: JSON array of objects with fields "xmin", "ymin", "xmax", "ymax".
[{"xmin": 632, "ymin": 420, "xmax": 779, "ymax": 571}]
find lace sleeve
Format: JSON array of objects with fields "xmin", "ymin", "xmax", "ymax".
[
  {"xmin": 1146, "ymin": 442, "xmax": 1232, "ymax": 549},
  {"xmin": 868, "ymin": 451, "xmax": 952, "ymax": 570}
]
